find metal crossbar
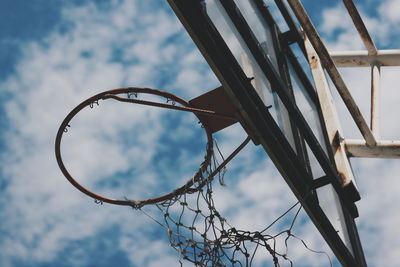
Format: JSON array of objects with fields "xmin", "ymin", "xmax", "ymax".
[{"xmin": 289, "ymin": 0, "xmax": 400, "ymax": 159}]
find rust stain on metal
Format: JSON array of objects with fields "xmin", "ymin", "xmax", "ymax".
[
  {"xmin": 310, "ymin": 55, "xmax": 318, "ymax": 69},
  {"xmin": 338, "ymin": 171, "xmax": 348, "ymax": 186},
  {"xmin": 189, "ymin": 86, "xmax": 239, "ymax": 134}
]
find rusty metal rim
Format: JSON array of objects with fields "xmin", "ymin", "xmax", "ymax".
[{"xmin": 55, "ymin": 87, "xmax": 214, "ymax": 206}]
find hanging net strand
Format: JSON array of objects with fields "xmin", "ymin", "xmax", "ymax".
[{"xmin": 134, "ymin": 140, "xmax": 332, "ymax": 266}]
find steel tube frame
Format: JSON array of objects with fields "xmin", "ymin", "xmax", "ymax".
[
  {"xmin": 330, "ymin": 49, "xmax": 400, "ymax": 67},
  {"xmin": 288, "ymin": 0, "xmax": 377, "ymax": 147},
  {"xmin": 341, "ymin": 0, "xmax": 380, "ymax": 142},
  {"xmin": 346, "ymin": 140, "xmax": 400, "ymax": 158},
  {"xmin": 329, "ymin": 2, "xmax": 400, "ymax": 154},
  {"xmin": 371, "ymin": 64, "xmax": 380, "ymax": 138}
]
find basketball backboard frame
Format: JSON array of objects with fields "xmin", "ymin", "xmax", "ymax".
[{"xmin": 167, "ymin": 0, "xmax": 366, "ymax": 266}]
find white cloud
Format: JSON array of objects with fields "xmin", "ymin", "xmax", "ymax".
[
  {"xmin": 0, "ymin": 1, "xmax": 213, "ymax": 266},
  {"xmin": 320, "ymin": 4, "xmax": 364, "ymax": 51},
  {"xmin": 379, "ymin": 0, "xmax": 400, "ymax": 25},
  {"xmin": 320, "ymin": 4, "xmax": 352, "ymax": 34},
  {"xmin": 4, "ymin": 0, "xmax": 399, "ymax": 266}
]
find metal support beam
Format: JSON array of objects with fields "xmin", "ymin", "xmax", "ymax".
[
  {"xmin": 346, "ymin": 140, "xmax": 400, "ymax": 158},
  {"xmin": 304, "ymin": 37, "xmax": 360, "ymax": 200},
  {"xmin": 273, "ymin": 0, "xmax": 307, "ymax": 55},
  {"xmin": 287, "ymin": 0, "xmax": 377, "ymax": 147},
  {"xmin": 371, "ymin": 64, "xmax": 380, "ymax": 138},
  {"xmin": 342, "ymin": 0, "xmax": 377, "ymax": 55},
  {"xmin": 331, "ymin": 50, "xmax": 400, "ymax": 67}
]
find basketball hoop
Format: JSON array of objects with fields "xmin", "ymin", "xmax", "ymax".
[{"xmin": 55, "ymin": 87, "xmax": 227, "ymax": 207}]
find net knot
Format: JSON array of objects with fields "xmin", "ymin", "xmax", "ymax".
[
  {"xmin": 167, "ymin": 228, "xmax": 173, "ymax": 237},
  {"xmin": 254, "ymin": 231, "xmax": 262, "ymax": 239},
  {"xmin": 89, "ymin": 100, "xmax": 99, "ymax": 108},
  {"xmin": 127, "ymin": 200, "xmax": 143, "ymax": 210},
  {"xmin": 220, "ymin": 230, "xmax": 227, "ymax": 238},
  {"xmin": 94, "ymin": 199, "xmax": 103, "ymax": 205},
  {"xmin": 63, "ymin": 124, "xmax": 71, "ymax": 133}
]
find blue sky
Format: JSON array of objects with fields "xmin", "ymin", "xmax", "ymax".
[{"xmin": 1, "ymin": 0, "xmax": 400, "ymax": 266}]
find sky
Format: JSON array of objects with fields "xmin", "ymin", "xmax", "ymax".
[{"xmin": 1, "ymin": 0, "xmax": 400, "ymax": 266}]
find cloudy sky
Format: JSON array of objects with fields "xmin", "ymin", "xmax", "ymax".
[{"xmin": 1, "ymin": 0, "xmax": 399, "ymax": 266}]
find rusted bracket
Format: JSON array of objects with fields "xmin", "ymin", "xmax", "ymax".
[
  {"xmin": 189, "ymin": 86, "xmax": 239, "ymax": 134},
  {"xmin": 189, "ymin": 86, "xmax": 261, "ymax": 144},
  {"xmin": 189, "ymin": 86, "xmax": 262, "ymax": 145}
]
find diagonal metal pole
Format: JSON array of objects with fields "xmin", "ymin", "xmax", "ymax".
[
  {"xmin": 287, "ymin": 0, "xmax": 377, "ymax": 147},
  {"xmin": 342, "ymin": 0, "xmax": 377, "ymax": 56}
]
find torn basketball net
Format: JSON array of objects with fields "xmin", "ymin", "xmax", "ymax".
[{"xmin": 55, "ymin": 87, "xmax": 331, "ymax": 266}]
